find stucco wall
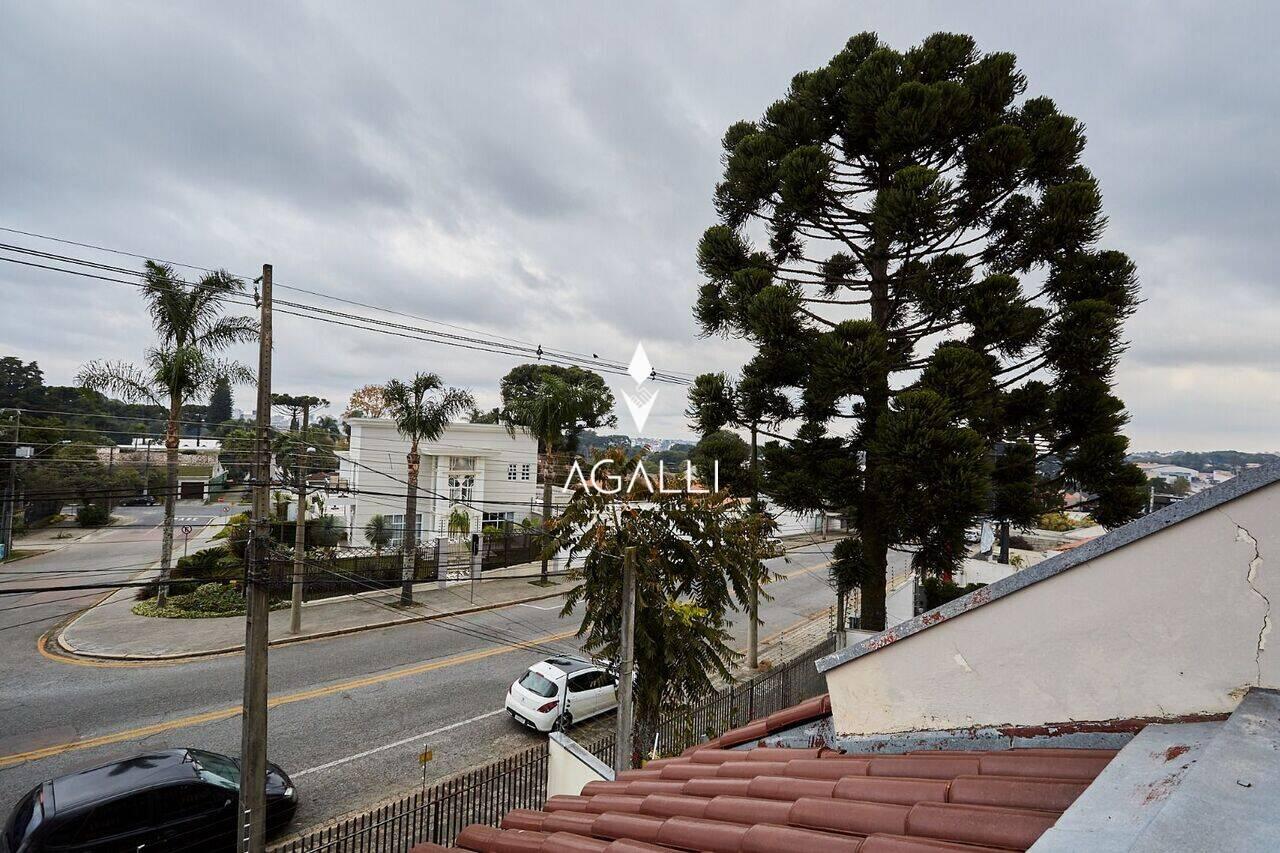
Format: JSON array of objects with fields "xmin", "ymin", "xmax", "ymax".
[
  {"xmin": 547, "ymin": 733, "xmax": 612, "ymax": 797},
  {"xmin": 824, "ymin": 480, "xmax": 1278, "ymax": 735}
]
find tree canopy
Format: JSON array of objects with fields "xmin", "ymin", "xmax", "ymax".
[
  {"xmin": 692, "ymin": 31, "xmax": 1146, "ymax": 628},
  {"xmin": 499, "ymin": 364, "xmax": 616, "ymax": 453}
]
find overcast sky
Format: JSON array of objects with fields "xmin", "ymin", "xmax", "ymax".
[{"xmin": 2, "ymin": 1, "xmax": 1276, "ymax": 451}]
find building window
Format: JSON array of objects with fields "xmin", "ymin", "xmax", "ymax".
[
  {"xmin": 507, "ymin": 463, "xmax": 518, "ymax": 480},
  {"xmin": 482, "ymin": 511, "xmax": 515, "ymax": 530},
  {"xmin": 449, "ymin": 474, "xmax": 475, "ymax": 504},
  {"xmin": 520, "ymin": 463, "xmax": 532, "ymax": 481},
  {"xmin": 448, "ymin": 456, "xmax": 476, "ymax": 471},
  {"xmin": 387, "ymin": 513, "xmax": 422, "ymax": 548}
]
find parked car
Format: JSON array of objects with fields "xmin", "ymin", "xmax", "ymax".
[
  {"xmin": 505, "ymin": 656, "xmax": 623, "ymax": 732},
  {"xmin": 119, "ymin": 495, "xmax": 159, "ymax": 507},
  {"xmin": 2, "ymin": 749, "xmax": 297, "ymax": 852}
]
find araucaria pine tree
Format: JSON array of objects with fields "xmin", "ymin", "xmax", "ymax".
[{"xmin": 693, "ymin": 32, "xmax": 1147, "ymax": 630}]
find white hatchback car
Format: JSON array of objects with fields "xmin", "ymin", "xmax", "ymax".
[{"xmin": 505, "ymin": 656, "xmax": 620, "ymax": 733}]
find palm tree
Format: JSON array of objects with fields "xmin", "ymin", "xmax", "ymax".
[
  {"xmin": 383, "ymin": 373, "xmax": 474, "ymax": 605},
  {"xmin": 79, "ymin": 262, "xmax": 256, "ymax": 607},
  {"xmin": 503, "ymin": 373, "xmax": 594, "ymax": 582},
  {"xmin": 364, "ymin": 514, "xmax": 391, "ymax": 555}
]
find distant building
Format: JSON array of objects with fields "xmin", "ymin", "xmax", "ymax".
[{"xmin": 338, "ymin": 419, "xmax": 538, "ymax": 546}]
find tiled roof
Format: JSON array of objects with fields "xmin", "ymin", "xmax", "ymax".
[{"xmin": 422, "ymin": 738, "xmax": 1117, "ymax": 852}]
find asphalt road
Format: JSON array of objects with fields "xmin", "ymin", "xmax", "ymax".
[{"xmin": 0, "ymin": 515, "xmax": 840, "ymax": 837}]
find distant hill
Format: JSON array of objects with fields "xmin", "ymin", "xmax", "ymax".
[{"xmin": 1127, "ymin": 450, "xmax": 1280, "ymax": 472}]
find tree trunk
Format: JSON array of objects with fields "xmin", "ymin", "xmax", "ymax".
[
  {"xmin": 998, "ymin": 520, "xmax": 1010, "ymax": 564},
  {"xmin": 540, "ymin": 444, "xmax": 553, "ymax": 583},
  {"xmin": 401, "ymin": 442, "xmax": 420, "ymax": 606},
  {"xmin": 858, "ymin": 250, "xmax": 893, "ymax": 631},
  {"xmin": 158, "ymin": 395, "xmax": 180, "ymax": 608}
]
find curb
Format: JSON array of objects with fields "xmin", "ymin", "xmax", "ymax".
[{"xmin": 53, "ymin": 585, "xmax": 579, "ymax": 663}]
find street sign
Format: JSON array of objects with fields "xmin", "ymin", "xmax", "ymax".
[
  {"xmin": 418, "ymin": 749, "xmax": 433, "ymax": 765},
  {"xmin": 181, "ymin": 525, "xmax": 193, "ymax": 535}
]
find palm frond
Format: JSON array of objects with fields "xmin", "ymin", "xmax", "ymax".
[{"xmin": 77, "ymin": 360, "xmax": 163, "ymax": 406}]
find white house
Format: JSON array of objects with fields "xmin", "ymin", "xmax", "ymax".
[{"xmin": 338, "ymin": 419, "xmax": 539, "ymax": 547}]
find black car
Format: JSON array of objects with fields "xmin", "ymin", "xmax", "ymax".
[
  {"xmin": 118, "ymin": 495, "xmax": 158, "ymax": 507},
  {"xmin": 2, "ymin": 749, "xmax": 297, "ymax": 852}
]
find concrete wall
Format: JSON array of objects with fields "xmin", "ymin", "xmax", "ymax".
[
  {"xmin": 547, "ymin": 732, "xmax": 613, "ymax": 797},
  {"xmin": 823, "ymin": 478, "xmax": 1279, "ymax": 735}
]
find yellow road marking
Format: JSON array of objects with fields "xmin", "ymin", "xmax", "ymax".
[{"xmin": 1, "ymin": 628, "xmax": 576, "ymax": 769}]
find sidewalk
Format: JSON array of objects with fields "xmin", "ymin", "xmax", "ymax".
[
  {"xmin": 57, "ymin": 564, "xmax": 576, "ymax": 661},
  {"xmin": 11, "ymin": 511, "xmax": 141, "ymax": 553}
]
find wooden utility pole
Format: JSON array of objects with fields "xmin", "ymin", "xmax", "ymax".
[
  {"xmin": 290, "ymin": 400, "xmax": 312, "ymax": 634},
  {"xmin": 747, "ymin": 424, "xmax": 759, "ymax": 670},
  {"xmin": 614, "ymin": 545, "xmax": 637, "ymax": 773},
  {"xmin": 238, "ymin": 264, "xmax": 272, "ymax": 853}
]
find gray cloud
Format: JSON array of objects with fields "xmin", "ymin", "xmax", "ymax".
[{"xmin": 1, "ymin": 1, "xmax": 1277, "ymax": 450}]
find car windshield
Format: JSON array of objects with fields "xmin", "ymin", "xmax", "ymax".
[
  {"xmin": 188, "ymin": 749, "xmax": 240, "ymax": 790},
  {"xmin": 518, "ymin": 669, "xmax": 558, "ymax": 698},
  {"xmin": 4, "ymin": 786, "xmax": 42, "ymax": 848}
]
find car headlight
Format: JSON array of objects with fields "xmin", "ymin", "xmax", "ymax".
[{"xmin": 284, "ymin": 786, "xmax": 296, "ymax": 799}]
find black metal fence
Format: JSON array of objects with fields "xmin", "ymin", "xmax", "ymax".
[
  {"xmin": 268, "ymin": 634, "xmax": 835, "ymax": 852},
  {"xmin": 268, "ymin": 743, "xmax": 548, "ymax": 853}
]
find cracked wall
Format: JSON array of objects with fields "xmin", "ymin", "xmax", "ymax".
[{"xmin": 824, "ymin": 480, "xmax": 1280, "ymax": 736}]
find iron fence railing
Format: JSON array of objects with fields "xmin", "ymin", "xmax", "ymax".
[{"xmin": 268, "ymin": 742, "xmax": 548, "ymax": 853}]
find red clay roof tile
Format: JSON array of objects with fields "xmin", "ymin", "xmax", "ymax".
[
  {"xmin": 745, "ymin": 774, "xmax": 838, "ymax": 801},
  {"xmin": 785, "ymin": 757, "xmax": 871, "ymax": 779},
  {"xmin": 977, "ymin": 752, "xmax": 1113, "ymax": 781},
  {"xmin": 499, "ymin": 809, "xmax": 547, "ymax": 831},
  {"xmin": 544, "ymin": 832, "xmax": 611, "ymax": 852},
  {"xmin": 741, "ymin": 823, "xmax": 866, "ymax": 853},
  {"xmin": 868, "ymin": 756, "xmax": 983, "ymax": 780},
  {"xmin": 702, "ymin": 794, "xmax": 795, "ymax": 826},
  {"xmin": 947, "ymin": 774, "xmax": 1089, "ymax": 812},
  {"xmin": 789, "ymin": 796, "xmax": 911, "ymax": 836},
  {"xmin": 716, "ymin": 760, "xmax": 792, "ymax": 778},
  {"xmin": 540, "ymin": 811, "xmax": 599, "ymax": 836},
  {"xmin": 584, "ymin": 795, "xmax": 646, "ymax": 815},
  {"xmin": 591, "ymin": 812, "xmax": 666, "ymax": 844},
  {"xmin": 681, "ymin": 777, "xmax": 755, "ymax": 798},
  {"xmin": 655, "ymin": 815, "xmax": 750, "ymax": 852},
  {"xmin": 638, "ymin": 794, "xmax": 711, "ymax": 820},
  {"xmin": 859, "ymin": 834, "xmax": 1004, "ymax": 852},
  {"xmin": 833, "ymin": 776, "xmax": 952, "ymax": 807},
  {"xmin": 906, "ymin": 802, "xmax": 1059, "ymax": 850}
]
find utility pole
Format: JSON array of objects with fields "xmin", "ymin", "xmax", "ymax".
[
  {"xmin": 105, "ymin": 445, "xmax": 115, "ymax": 513},
  {"xmin": 238, "ymin": 264, "xmax": 272, "ymax": 853},
  {"xmin": 614, "ymin": 545, "xmax": 636, "ymax": 773},
  {"xmin": 1, "ymin": 409, "xmax": 20, "ymax": 559},
  {"xmin": 747, "ymin": 424, "xmax": 759, "ymax": 670},
  {"xmin": 289, "ymin": 400, "xmax": 312, "ymax": 634}
]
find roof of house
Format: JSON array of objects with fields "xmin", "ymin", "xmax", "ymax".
[
  {"xmin": 816, "ymin": 461, "xmax": 1280, "ymax": 674},
  {"xmin": 421, "ymin": 686, "xmax": 1280, "ymax": 853},
  {"xmin": 425, "ymin": 733, "xmax": 1115, "ymax": 852}
]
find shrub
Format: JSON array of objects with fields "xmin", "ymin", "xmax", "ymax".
[
  {"xmin": 185, "ymin": 582, "xmax": 245, "ymax": 614},
  {"xmin": 76, "ymin": 503, "xmax": 111, "ymax": 527},
  {"xmin": 920, "ymin": 576, "xmax": 986, "ymax": 611}
]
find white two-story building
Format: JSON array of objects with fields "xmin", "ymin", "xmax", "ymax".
[{"xmin": 337, "ymin": 418, "xmax": 540, "ymax": 547}]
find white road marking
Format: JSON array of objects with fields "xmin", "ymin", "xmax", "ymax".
[{"xmin": 291, "ymin": 708, "xmax": 508, "ymax": 778}]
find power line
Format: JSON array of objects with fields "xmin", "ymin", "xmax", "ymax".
[{"xmin": 0, "ymin": 235, "xmax": 694, "ymax": 384}]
